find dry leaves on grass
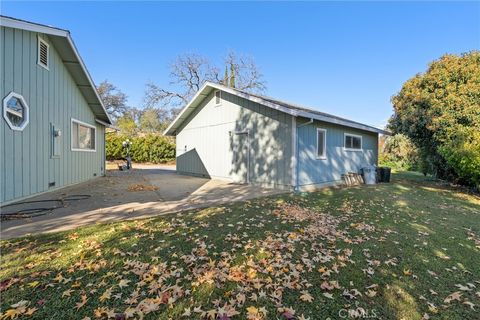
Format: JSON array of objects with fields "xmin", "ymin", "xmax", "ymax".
[
  {"xmin": 0, "ymin": 201, "xmax": 381, "ymax": 319},
  {"xmin": 2, "ymin": 193, "xmax": 478, "ymax": 319}
]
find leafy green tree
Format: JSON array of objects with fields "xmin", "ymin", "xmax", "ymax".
[
  {"xmin": 390, "ymin": 51, "xmax": 480, "ymax": 188},
  {"xmin": 116, "ymin": 113, "xmax": 137, "ymax": 135},
  {"xmin": 139, "ymin": 108, "xmax": 163, "ymax": 133},
  {"xmin": 379, "ymin": 134, "xmax": 419, "ymax": 170}
]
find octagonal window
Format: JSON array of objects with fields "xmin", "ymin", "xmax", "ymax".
[{"xmin": 3, "ymin": 92, "xmax": 29, "ymax": 131}]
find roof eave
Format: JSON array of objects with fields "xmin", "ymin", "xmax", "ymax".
[
  {"xmin": 295, "ymin": 111, "xmax": 391, "ymax": 135},
  {"xmin": 165, "ymin": 82, "xmax": 390, "ymax": 136},
  {"xmin": 0, "ymin": 15, "xmax": 68, "ymax": 37},
  {"xmin": 0, "ymin": 15, "xmax": 112, "ymax": 125},
  {"xmin": 65, "ymin": 34, "xmax": 112, "ymax": 124},
  {"xmin": 163, "ymin": 82, "xmax": 213, "ymax": 136}
]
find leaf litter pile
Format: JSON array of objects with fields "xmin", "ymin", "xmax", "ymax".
[{"xmin": 1, "ymin": 172, "xmax": 479, "ymax": 319}]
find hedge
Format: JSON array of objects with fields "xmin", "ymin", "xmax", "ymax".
[{"xmin": 106, "ymin": 133, "xmax": 175, "ymax": 163}]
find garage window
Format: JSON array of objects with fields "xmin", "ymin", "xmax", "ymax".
[
  {"xmin": 71, "ymin": 119, "xmax": 96, "ymax": 152},
  {"xmin": 316, "ymin": 128, "xmax": 327, "ymax": 159},
  {"xmin": 344, "ymin": 133, "xmax": 362, "ymax": 151}
]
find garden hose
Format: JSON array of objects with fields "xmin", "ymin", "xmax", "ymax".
[{"xmin": 0, "ymin": 195, "xmax": 91, "ymax": 220}]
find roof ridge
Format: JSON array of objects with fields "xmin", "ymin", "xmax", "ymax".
[
  {"xmin": 165, "ymin": 82, "xmax": 390, "ymax": 135},
  {"xmin": 0, "ymin": 15, "xmax": 69, "ymax": 33},
  {"xmin": 217, "ymin": 83, "xmax": 385, "ymax": 132}
]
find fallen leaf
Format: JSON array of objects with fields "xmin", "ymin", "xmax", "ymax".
[
  {"xmin": 444, "ymin": 291, "xmax": 462, "ymax": 304},
  {"xmin": 299, "ymin": 291, "xmax": 314, "ymax": 302},
  {"xmin": 75, "ymin": 294, "xmax": 88, "ymax": 310}
]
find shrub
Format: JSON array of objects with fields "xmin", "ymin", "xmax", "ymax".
[
  {"xmin": 106, "ymin": 133, "xmax": 175, "ymax": 163},
  {"xmin": 390, "ymin": 51, "xmax": 480, "ymax": 188},
  {"xmin": 379, "ymin": 134, "xmax": 420, "ymax": 171}
]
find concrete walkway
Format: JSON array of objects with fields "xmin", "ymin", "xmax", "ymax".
[{"xmin": 0, "ymin": 165, "xmax": 286, "ymax": 239}]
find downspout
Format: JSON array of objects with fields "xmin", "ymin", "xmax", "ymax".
[
  {"xmin": 103, "ymin": 129, "xmax": 106, "ymax": 176},
  {"xmin": 294, "ymin": 118, "xmax": 314, "ymax": 191}
]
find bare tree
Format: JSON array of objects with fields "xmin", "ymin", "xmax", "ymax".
[
  {"xmin": 224, "ymin": 51, "xmax": 266, "ymax": 92},
  {"xmin": 143, "ymin": 51, "xmax": 266, "ymax": 118},
  {"xmin": 96, "ymin": 80, "xmax": 129, "ymax": 122}
]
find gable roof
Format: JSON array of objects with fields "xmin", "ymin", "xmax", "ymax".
[
  {"xmin": 164, "ymin": 82, "xmax": 390, "ymax": 136},
  {"xmin": 0, "ymin": 15, "xmax": 112, "ymax": 124}
]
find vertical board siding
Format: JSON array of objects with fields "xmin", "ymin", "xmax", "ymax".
[
  {"xmin": 0, "ymin": 27, "xmax": 5, "ymax": 200},
  {"xmin": 297, "ymin": 119, "xmax": 378, "ymax": 186},
  {"xmin": 176, "ymin": 90, "xmax": 293, "ymax": 189},
  {"xmin": 0, "ymin": 27, "xmax": 105, "ymax": 203}
]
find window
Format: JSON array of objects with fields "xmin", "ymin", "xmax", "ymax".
[
  {"xmin": 214, "ymin": 90, "xmax": 221, "ymax": 105},
  {"xmin": 316, "ymin": 128, "xmax": 327, "ymax": 159},
  {"xmin": 38, "ymin": 37, "xmax": 49, "ymax": 69},
  {"xmin": 3, "ymin": 92, "xmax": 29, "ymax": 131},
  {"xmin": 344, "ymin": 133, "xmax": 362, "ymax": 150},
  {"xmin": 71, "ymin": 119, "xmax": 96, "ymax": 152}
]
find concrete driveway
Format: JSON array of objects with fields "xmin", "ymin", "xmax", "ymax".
[{"xmin": 1, "ymin": 165, "xmax": 286, "ymax": 239}]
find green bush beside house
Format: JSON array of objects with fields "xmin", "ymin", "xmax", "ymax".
[{"xmin": 106, "ymin": 133, "xmax": 175, "ymax": 163}]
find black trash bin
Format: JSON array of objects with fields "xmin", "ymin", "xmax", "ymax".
[
  {"xmin": 383, "ymin": 167, "xmax": 391, "ymax": 182},
  {"xmin": 376, "ymin": 167, "xmax": 391, "ymax": 183}
]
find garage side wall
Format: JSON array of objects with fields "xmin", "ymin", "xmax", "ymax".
[
  {"xmin": 297, "ymin": 119, "xmax": 378, "ymax": 188},
  {"xmin": 1, "ymin": 27, "xmax": 105, "ymax": 204},
  {"xmin": 176, "ymin": 91, "xmax": 293, "ymax": 189}
]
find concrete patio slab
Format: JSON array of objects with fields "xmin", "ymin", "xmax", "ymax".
[{"xmin": 0, "ymin": 165, "xmax": 286, "ymax": 239}]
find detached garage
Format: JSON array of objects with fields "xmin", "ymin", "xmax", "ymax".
[{"xmin": 164, "ymin": 82, "xmax": 388, "ymax": 191}]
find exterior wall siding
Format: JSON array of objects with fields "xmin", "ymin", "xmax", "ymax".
[
  {"xmin": 296, "ymin": 119, "xmax": 378, "ymax": 187},
  {"xmin": 1, "ymin": 27, "xmax": 105, "ymax": 204},
  {"xmin": 176, "ymin": 90, "xmax": 293, "ymax": 189}
]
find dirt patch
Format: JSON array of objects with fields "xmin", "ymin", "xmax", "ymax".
[{"xmin": 127, "ymin": 184, "xmax": 159, "ymax": 192}]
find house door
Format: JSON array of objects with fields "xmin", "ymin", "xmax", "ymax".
[{"xmin": 232, "ymin": 131, "xmax": 249, "ymax": 184}]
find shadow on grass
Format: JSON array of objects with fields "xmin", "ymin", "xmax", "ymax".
[{"xmin": 1, "ymin": 171, "xmax": 479, "ymax": 319}]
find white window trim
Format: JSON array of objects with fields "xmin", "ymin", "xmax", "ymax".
[
  {"xmin": 316, "ymin": 128, "xmax": 327, "ymax": 159},
  {"xmin": 71, "ymin": 118, "xmax": 96, "ymax": 152},
  {"xmin": 344, "ymin": 132, "xmax": 363, "ymax": 151},
  {"xmin": 3, "ymin": 91, "xmax": 29, "ymax": 131},
  {"xmin": 214, "ymin": 90, "xmax": 222, "ymax": 106},
  {"xmin": 37, "ymin": 36, "xmax": 49, "ymax": 70}
]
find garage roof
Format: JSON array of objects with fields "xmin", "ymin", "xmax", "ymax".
[
  {"xmin": 164, "ymin": 82, "xmax": 390, "ymax": 136},
  {"xmin": 0, "ymin": 15, "xmax": 112, "ymax": 125}
]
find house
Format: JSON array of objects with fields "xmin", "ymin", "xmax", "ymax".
[
  {"xmin": 164, "ymin": 82, "xmax": 389, "ymax": 190},
  {"xmin": 0, "ymin": 16, "xmax": 111, "ymax": 204}
]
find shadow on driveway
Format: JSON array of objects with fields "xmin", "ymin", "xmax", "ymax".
[{"xmin": 1, "ymin": 165, "xmax": 286, "ymax": 239}]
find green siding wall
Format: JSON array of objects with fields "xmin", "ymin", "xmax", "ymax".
[
  {"xmin": 297, "ymin": 119, "xmax": 378, "ymax": 187},
  {"xmin": 176, "ymin": 91, "xmax": 294, "ymax": 189},
  {"xmin": 1, "ymin": 27, "xmax": 105, "ymax": 204}
]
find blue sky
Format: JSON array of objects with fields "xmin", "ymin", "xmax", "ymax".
[{"xmin": 2, "ymin": 1, "xmax": 479, "ymax": 128}]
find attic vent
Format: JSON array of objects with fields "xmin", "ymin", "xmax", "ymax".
[
  {"xmin": 38, "ymin": 38, "xmax": 49, "ymax": 69},
  {"xmin": 214, "ymin": 90, "xmax": 221, "ymax": 105}
]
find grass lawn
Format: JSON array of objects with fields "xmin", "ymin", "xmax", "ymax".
[{"xmin": 1, "ymin": 172, "xmax": 479, "ymax": 320}]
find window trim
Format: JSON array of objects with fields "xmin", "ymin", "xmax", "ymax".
[
  {"xmin": 37, "ymin": 36, "xmax": 49, "ymax": 70},
  {"xmin": 71, "ymin": 118, "xmax": 96, "ymax": 152},
  {"xmin": 316, "ymin": 128, "xmax": 327, "ymax": 159},
  {"xmin": 214, "ymin": 90, "xmax": 222, "ymax": 106},
  {"xmin": 344, "ymin": 133, "xmax": 363, "ymax": 151},
  {"xmin": 3, "ymin": 91, "xmax": 30, "ymax": 131}
]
